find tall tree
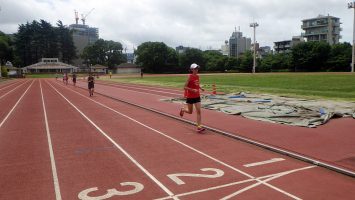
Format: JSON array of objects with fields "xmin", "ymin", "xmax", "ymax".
[
  {"xmin": 291, "ymin": 41, "xmax": 330, "ymax": 71},
  {"xmin": 135, "ymin": 42, "xmax": 172, "ymax": 73},
  {"xmin": 203, "ymin": 50, "xmax": 227, "ymax": 71},
  {"xmin": 178, "ymin": 48, "xmax": 204, "ymax": 72},
  {"xmin": 327, "ymin": 42, "xmax": 352, "ymax": 72},
  {"xmin": 57, "ymin": 21, "xmax": 76, "ymax": 64},
  {"xmin": 0, "ymin": 31, "xmax": 13, "ymax": 66},
  {"xmin": 82, "ymin": 39, "xmax": 125, "ymax": 68},
  {"xmin": 239, "ymin": 50, "xmax": 253, "ymax": 72}
]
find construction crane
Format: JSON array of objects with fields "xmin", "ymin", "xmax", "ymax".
[
  {"xmin": 74, "ymin": 10, "xmax": 79, "ymax": 24},
  {"xmin": 81, "ymin": 8, "xmax": 94, "ymax": 25}
]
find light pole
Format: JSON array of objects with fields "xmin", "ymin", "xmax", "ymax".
[
  {"xmin": 250, "ymin": 22, "xmax": 259, "ymax": 73},
  {"xmin": 349, "ymin": 1, "xmax": 355, "ymax": 73}
]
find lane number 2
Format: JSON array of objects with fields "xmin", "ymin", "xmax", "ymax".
[
  {"xmin": 167, "ymin": 168, "xmax": 224, "ymax": 185},
  {"xmin": 78, "ymin": 182, "xmax": 144, "ymax": 200}
]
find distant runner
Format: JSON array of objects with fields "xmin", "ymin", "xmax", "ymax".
[
  {"xmin": 72, "ymin": 73, "xmax": 77, "ymax": 86},
  {"xmin": 179, "ymin": 63, "xmax": 205, "ymax": 133},
  {"xmin": 88, "ymin": 73, "xmax": 95, "ymax": 96},
  {"xmin": 63, "ymin": 73, "xmax": 68, "ymax": 85}
]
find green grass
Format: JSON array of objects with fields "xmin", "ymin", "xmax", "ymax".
[{"xmin": 102, "ymin": 73, "xmax": 355, "ymax": 101}]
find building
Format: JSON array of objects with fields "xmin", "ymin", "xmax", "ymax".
[
  {"xmin": 22, "ymin": 58, "xmax": 78, "ymax": 73},
  {"xmin": 90, "ymin": 64, "xmax": 108, "ymax": 74},
  {"xmin": 68, "ymin": 23, "xmax": 99, "ymax": 67},
  {"xmin": 274, "ymin": 40, "xmax": 292, "ymax": 53},
  {"xmin": 274, "ymin": 36, "xmax": 305, "ymax": 53},
  {"xmin": 114, "ymin": 63, "xmax": 141, "ymax": 74},
  {"xmin": 125, "ymin": 53, "xmax": 135, "ymax": 63},
  {"xmin": 220, "ymin": 40, "xmax": 229, "ymax": 56},
  {"xmin": 258, "ymin": 46, "xmax": 272, "ymax": 58},
  {"xmin": 176, "ymin": 45, "xmax": 190, "ymax": 54},
  {"xmin": 301, "ymin": 14, "xmax": 342, "ymax": 45},
  {"xmin": 229, "ymin": 30, "xmax": 251, "ymax": 57}
]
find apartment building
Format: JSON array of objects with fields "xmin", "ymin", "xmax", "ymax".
[{"xmin": 301, "ymin": 15, "xmax": 342, "ymax": 45}]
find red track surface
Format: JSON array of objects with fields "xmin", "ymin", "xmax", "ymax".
[{"xmin": 0, "ymin": 79, "xmax": 354, "ymax": 200}]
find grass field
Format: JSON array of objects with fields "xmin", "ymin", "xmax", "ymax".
[{"xmin": 103, "ymin": 73, "xmax": 355, "ymax": 101}]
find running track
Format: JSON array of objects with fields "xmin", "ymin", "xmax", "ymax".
[{"xmin": 0, "ymin": 79, "xmax": 354, "ymax": 200}]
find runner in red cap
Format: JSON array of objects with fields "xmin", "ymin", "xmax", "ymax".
[{"xmin": 179, "ymin": 63, "xmax": 205, "ymax": 133}]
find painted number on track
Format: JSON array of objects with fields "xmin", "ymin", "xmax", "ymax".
[
  {"xmin": 167, "ymin": 168, "xmax": 224, "ymax": 185},
  {"xmin": 78, "ymin": 182, "xmax": 144, "ymax": 200}
]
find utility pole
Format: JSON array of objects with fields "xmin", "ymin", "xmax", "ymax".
[
  {"xmin": 250, "ymin": 22, "xmax": 259, "ymax": 73},
  {"xmin": 348, "ymin": 1, "xmax": 355, "ymax": 73}
]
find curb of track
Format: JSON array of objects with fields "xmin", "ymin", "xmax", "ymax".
[{"xmin": 73, "ymin": 81, "xmax": 355, "ymax": 178}]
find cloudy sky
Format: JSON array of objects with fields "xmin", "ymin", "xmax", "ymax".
[{"xmin": 0, "ymin": 0, "xmax": 353, "ymax": 52}]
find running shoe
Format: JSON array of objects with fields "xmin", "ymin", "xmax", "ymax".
[
  {"xmin": 197, "ymin": 127, "xmax": 205, "ymax": 133},
  {"xmin": 179, "ymin": 108, "xmax": 184, "ymax": 117}
]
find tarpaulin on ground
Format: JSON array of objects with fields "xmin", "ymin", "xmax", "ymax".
[{"xmin": 163, "ymin": 92, "xmax": 355, "ymax": 128}]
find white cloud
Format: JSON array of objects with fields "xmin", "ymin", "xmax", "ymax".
[{"xmin": 0, "ymin": 0, "xmax": 353, "ymax": 51}]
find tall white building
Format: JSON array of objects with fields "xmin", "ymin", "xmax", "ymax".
[
  {"xmin": 220, "ymin": 40, "xmax": 229, "ymax": 56},
  {"xmin": 229, "ymin": 30, "xmax": 251, "ymax": 58},
  {"xmin": 301, "ymin": 14, "xmax": 342, "ymax": 45}
]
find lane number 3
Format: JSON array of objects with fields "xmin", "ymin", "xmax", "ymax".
[{"xmin": 78, "ymin": 182, "xmax": 144, "ymax": 200}]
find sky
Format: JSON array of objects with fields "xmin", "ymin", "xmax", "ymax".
[{"xmin": 0, "ymin": 0, "xmax": 353, "ymax": 52}]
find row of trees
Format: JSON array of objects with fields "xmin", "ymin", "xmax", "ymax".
[
  {"xmin": 135, "ymin": 41, "xmax": 352, "ymax": 73},
  {"xmin": 0, "ymin": 18, "xmax": 352, "ymax": 73},
  {"xmin": 10, "ymin": 20, "xmax": 77, "ymax": 67}
]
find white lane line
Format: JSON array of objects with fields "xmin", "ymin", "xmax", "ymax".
[
  {"xmin": 0, "ymin": 80, "xmax": 22, "ymax": 91},
  {"xmin": 220, "ymin": 166, "xmax": 315, "ymax": 200},
  {"xmin": 0, "ymin": 80, "xmax": 28, "ymax": 100},
  {"xmin": 40, "ymin": 81, "xmax": 62, "ymax": 200},
  {"xmin": 46, "ymin": 81, "xmax": 178, "ymax": 200},
  {"xmin": 155, "ymin": 166, "xmax": 316, "ymax": 200},
  {"xmin": 103, "ymin": 82, "xmax": 182, "ymax": 96},
  {"xmin": 0, "ymin": 80, "xmax": 33, "ymax": 128},
  {"xmin": 244, "ymin": 158, "xmax": 285, "ymax": 168},
  {"xmin": 51, "ymin": 80, "xmax": 303, "ymax": 200}
]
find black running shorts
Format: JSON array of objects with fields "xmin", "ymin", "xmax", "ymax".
[{"xmin": 186, "ymin": 97, "xmax": 201, "ymax": 104}]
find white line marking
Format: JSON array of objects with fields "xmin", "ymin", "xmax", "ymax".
[
  {"xmin": 104, "ymin": 82, "xmax": 182, "ymax": 96},
  {"xmin": 40, "ymin": 80, "xmax": 62, "ymax": 200},
  {"xmin": 155, "ymin": 166, "xmax": 316, "ymax": 200},
  {"xmin": 52, "ymin": 80, "xmax": 303, "ymax": 200},
  {"xmin": 244, "ymin": 158, "xmax": 285, "ymax": 168},
  {"xmin": 46, "ymin": 81, "xmax": 178, "ymax": 200},
  {"xmin": 0, "ymin": 80, "xmax": 33, "ymax": 128},
  {"xmin": 0, "ymin": 80, "xmax": 28, "ymax": 100},
  {"xmin": 220, "ymin": 166, "xmax": 315, "ymax": 200},
  {"xmin": 0, "ymin": 80, "xmax": 22, "ymax": 91},
  {"xmin": 78, "ymin": 81, "xmax": 173, "ymax": 98}
]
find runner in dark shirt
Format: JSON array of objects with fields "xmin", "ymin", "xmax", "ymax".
[
  {"xmin": 88, "ymin": 73, "xmax": 95, "ymax": 96},
  {"xmin": 72, "ymin": 73, "xmax": 77, "ymax": 86}
]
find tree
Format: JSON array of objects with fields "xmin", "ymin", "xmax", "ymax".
[
  {"xmin": 0, "ymin": 31, "xmax": 13, "ymax": 66},
  {"xmin": 291, "ymin": 41, "xmax": 330, "ymax": 71},
  {"xmin": 203, "ymin": 50, "xmax": 227, "ymax": 71},
  {"xmin": 178, "ymin": 48, "xmax": 204, "ymax": 72},
  {"xmin": 14, "ymin": 20, "xmax": 76, "ymax": 67},
  {"xmin": 327, "ymin": 42, "xmax": 352, "ymax": 72},
  {"xmin": 82, "ymin": 39, "xmax": 125, "ymax": 68},
  {"xmin": 224, "ymin": 56, "xmax": 239, "ymax": 71},
  {"xmin": 135, "ymin": 42, "xmax": 173, "ymax": 73},
  {"xmin": 56, "ymin": 21, "xmax": 76, "ymax": 64},
  {"xmin": 239, "ymin": 51, "xmax": 253, "ymax": 72}
]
